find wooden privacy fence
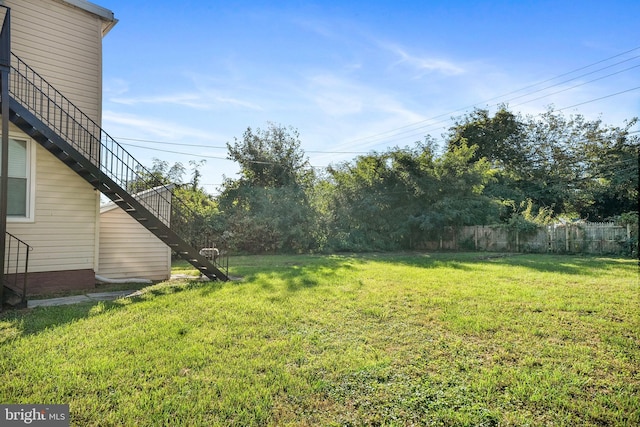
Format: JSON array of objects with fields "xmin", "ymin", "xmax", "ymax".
[{"xmin": 424, "ymin": 222, "xmax": 636, "ymax": 255}]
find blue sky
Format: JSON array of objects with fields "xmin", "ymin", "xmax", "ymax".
[{"xmin": 99, "ymin": 1, "xmax": 640, "ymax": 193}]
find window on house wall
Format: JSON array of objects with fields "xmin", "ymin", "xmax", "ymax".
[{"xmin": 5, "ymin": 138, "xmax": 32, "ymax": 219}]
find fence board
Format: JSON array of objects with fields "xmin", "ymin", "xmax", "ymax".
[{"xmin": 428, "ymin": 223, "xmax": 635, "ymax": 255}]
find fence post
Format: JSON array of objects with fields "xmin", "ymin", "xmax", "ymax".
[
  {"xmin": 474, "ymin": 226, "xmax": 478, "ymax": 250},
  {"xmin": 565, "ymin": 226, "xmax": 570, "ymax": 252},
  {"xmin": 453, "ymin": 227, "xmax": 457, "ymax": 251}
]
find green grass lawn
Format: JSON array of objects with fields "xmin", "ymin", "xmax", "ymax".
[{"xmin": 1, "ymin": 253, "xmax": 638, "ymax": 426}]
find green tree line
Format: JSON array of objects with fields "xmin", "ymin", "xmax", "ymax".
[{"xmin": 149, "ymin": 107, "xmax": 639, "ymax": 254}]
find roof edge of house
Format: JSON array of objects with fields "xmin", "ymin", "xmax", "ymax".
[
  {"xmin": 61, "ymin": 0, "xmax": 114, "ymax": 21},
  {"xmin": 60, "ymin": 0, "xmax": 118, "ymax": 35}
]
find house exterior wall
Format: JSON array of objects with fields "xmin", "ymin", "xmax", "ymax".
[
  {"xmin": 98, "ymin": 209, "xmax": 171, "ymax": 282},
  {"xmin": 6, "ymin": 127, "xmax": 100, "ymax": 293},
  {"xmin": 3, "ymin": 0, "xmax": 108, "ymax": 123},
  {"xmin": 98, "ymin": 187, "xmax": 173, "ymax": 282},
  {"xmin": 2, "ymin": 0, "xmax": 116, "ymax": 293}
]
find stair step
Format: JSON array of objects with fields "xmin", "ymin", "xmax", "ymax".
[
  {"xmin": 25, "ymin": 127, "xmax": 42, "ymax": 138},
  {"xmin": 46, "ymin": 144, "xmax": 62, "ymax": 154},
  {"xmin": 12, "ymin": 116, "xmax": 28, "ymax": 127}
]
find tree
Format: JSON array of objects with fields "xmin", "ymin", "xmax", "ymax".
[
  {"xmin": 325, "ymin": 150, "xmax": 407, "ymax": 251},
  {"xmin": 323, "ymin": 139, "xmax": 496, "ymax": 251},
  {"xmin": 447, "ymin": 106, "xmax": 639, "ymax": 221},
  {"xmin": 408, "ymin": 141, "xmax": 497, "ymax": 240},
  {"xmin": 515, "ymin": 110, "xmax": 638, "ymax": 219},
  {"xmin": 579, "ymin": 118, "xmax": 638, "ymax": 220},
  {"xmin": 127, "ymin": 158, "xmax": 186, "ymax": 193},
  {"xmin": 226, "ymin": 123, "xmax": 313, "ymax": 188},
  {"xmin": 218, "ymin": 123, "xmax": 317, "ymax": 253},
  {"xmin": 125, "ymin": 159, "xmax": 223, "ymax": 250},
  {"xmin": 188, "ymin": 159, "xmax": 206, "ymax": 191},
  {"xmin": 445, "ymin": 106, "xmax": 532, "ymax": 221},
  {"xmin": 446, "ymin": 105, "xmax": 526, "ymax": 169}
]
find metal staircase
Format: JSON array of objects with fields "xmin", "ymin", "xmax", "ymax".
[{"xmin": 4, "ymin": 53, "xmax": 229, "ymax": 281}]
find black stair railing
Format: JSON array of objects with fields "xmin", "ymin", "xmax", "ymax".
[
  {"xmin": 8, "ymin": 53, "xmax": 228, "ymax": 279},
  {"xmin": 3, "ymin": 232, "xmax": 31, "ymax": 305}
]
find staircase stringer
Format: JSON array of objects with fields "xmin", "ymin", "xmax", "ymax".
[{"xmin": 7, "ymin": 99, "xmax": 229, "ymax": 281}]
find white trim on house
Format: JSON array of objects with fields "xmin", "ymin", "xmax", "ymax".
[
  {"xmin": 6, "ymin": 133, "xmax": 36, "ymax": 223},
  {"xmin": 0, "ymin": 0, "xmax": 117, "ymax": 33},
  {"xmin": 57, "ymin": 0, "xmax": 118, "ymax": 35},
  {"xmin": 59, "ymin": 0, "xmax": 114, "ymax": 21}
]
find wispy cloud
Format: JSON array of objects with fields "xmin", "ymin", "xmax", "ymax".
[
  {"xmin": 106, "ymin": 65, "xmax": 266, "ymax": 112},
  {"xmin": 110, "ymin": 93, "xmax": 211, "ymax": 109},
  {"xmin": 307, "ymin": 74, "xmax": 364, "ymax": 116},
  {"xmin": 102, "ymin": 110, "xmax": 225, "ymax": 141},
  {"xmin": 292, "ymin": 16, "xmax": 337, "ymax": 39},
  {"xmin": 306, "ymin": 73, "xmax": 424, "ymax": 119},
  {"xmin": 103, "ymin": 78, "xmax": 130, "ymax": 97},
  {"xmin": 206, "ymin": 94, "xmax": 264, "ymax": 111},
  {"xmin": 382, "ymin": 42, "xmax": 465, "ymax": 77},
  {"xmin": 109, "ymin": 91, "xmax": 264, "ymax": 111},
  {"xmin": 301, "ymin": 72, "xmax": 431, "ymax": 156}
]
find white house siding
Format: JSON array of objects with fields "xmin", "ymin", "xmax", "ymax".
[
  {"xmin": 7, "ymin": 140, "xmax": 99, "ymax": 273},
  {"xmin": 0, "ymin": 0, "xmax": 116, "ymax": 293},
  {"xmin": 98, "ymin": 211, "xmax": 171, "ymax": 281},
  {"xmin": 4, "ymin": 0, "xmax": 108, "ymax": 123},
  {"xmin": 98, "ymin": 201, "xmax": 171, "ymax": 282}
]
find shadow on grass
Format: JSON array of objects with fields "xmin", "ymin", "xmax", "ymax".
[
  {"xmin": 5, "ymin": 253, "xmax": 630, "ymax": 342},
  {"xmin": 0, "ymin": 279, "xmax": 226, "ymax": 342},
  {"xmin": 226, "ymin": 254, "xmax": 362, "ymax": 293},
  {"xmin": 481, "ymin": 253, "xmax": 635, "ymax": 276},
  {"xmin": 223, "ymin": 252, "xmax": 584, "ymax": 291},
  {"xmin": 354, "ymin": 251, "xmax": 482, "ymax": 271},
  {"xmin": 223, "ymin": 252, "xmax": 517, "ymax": 290},
  {"xmin": 364, "ymin": 251, "xmax": 635, "ymax": 276},
  {"xmin": 236, "ymin": 252, "xmax": 638, "ymax": 284}
]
